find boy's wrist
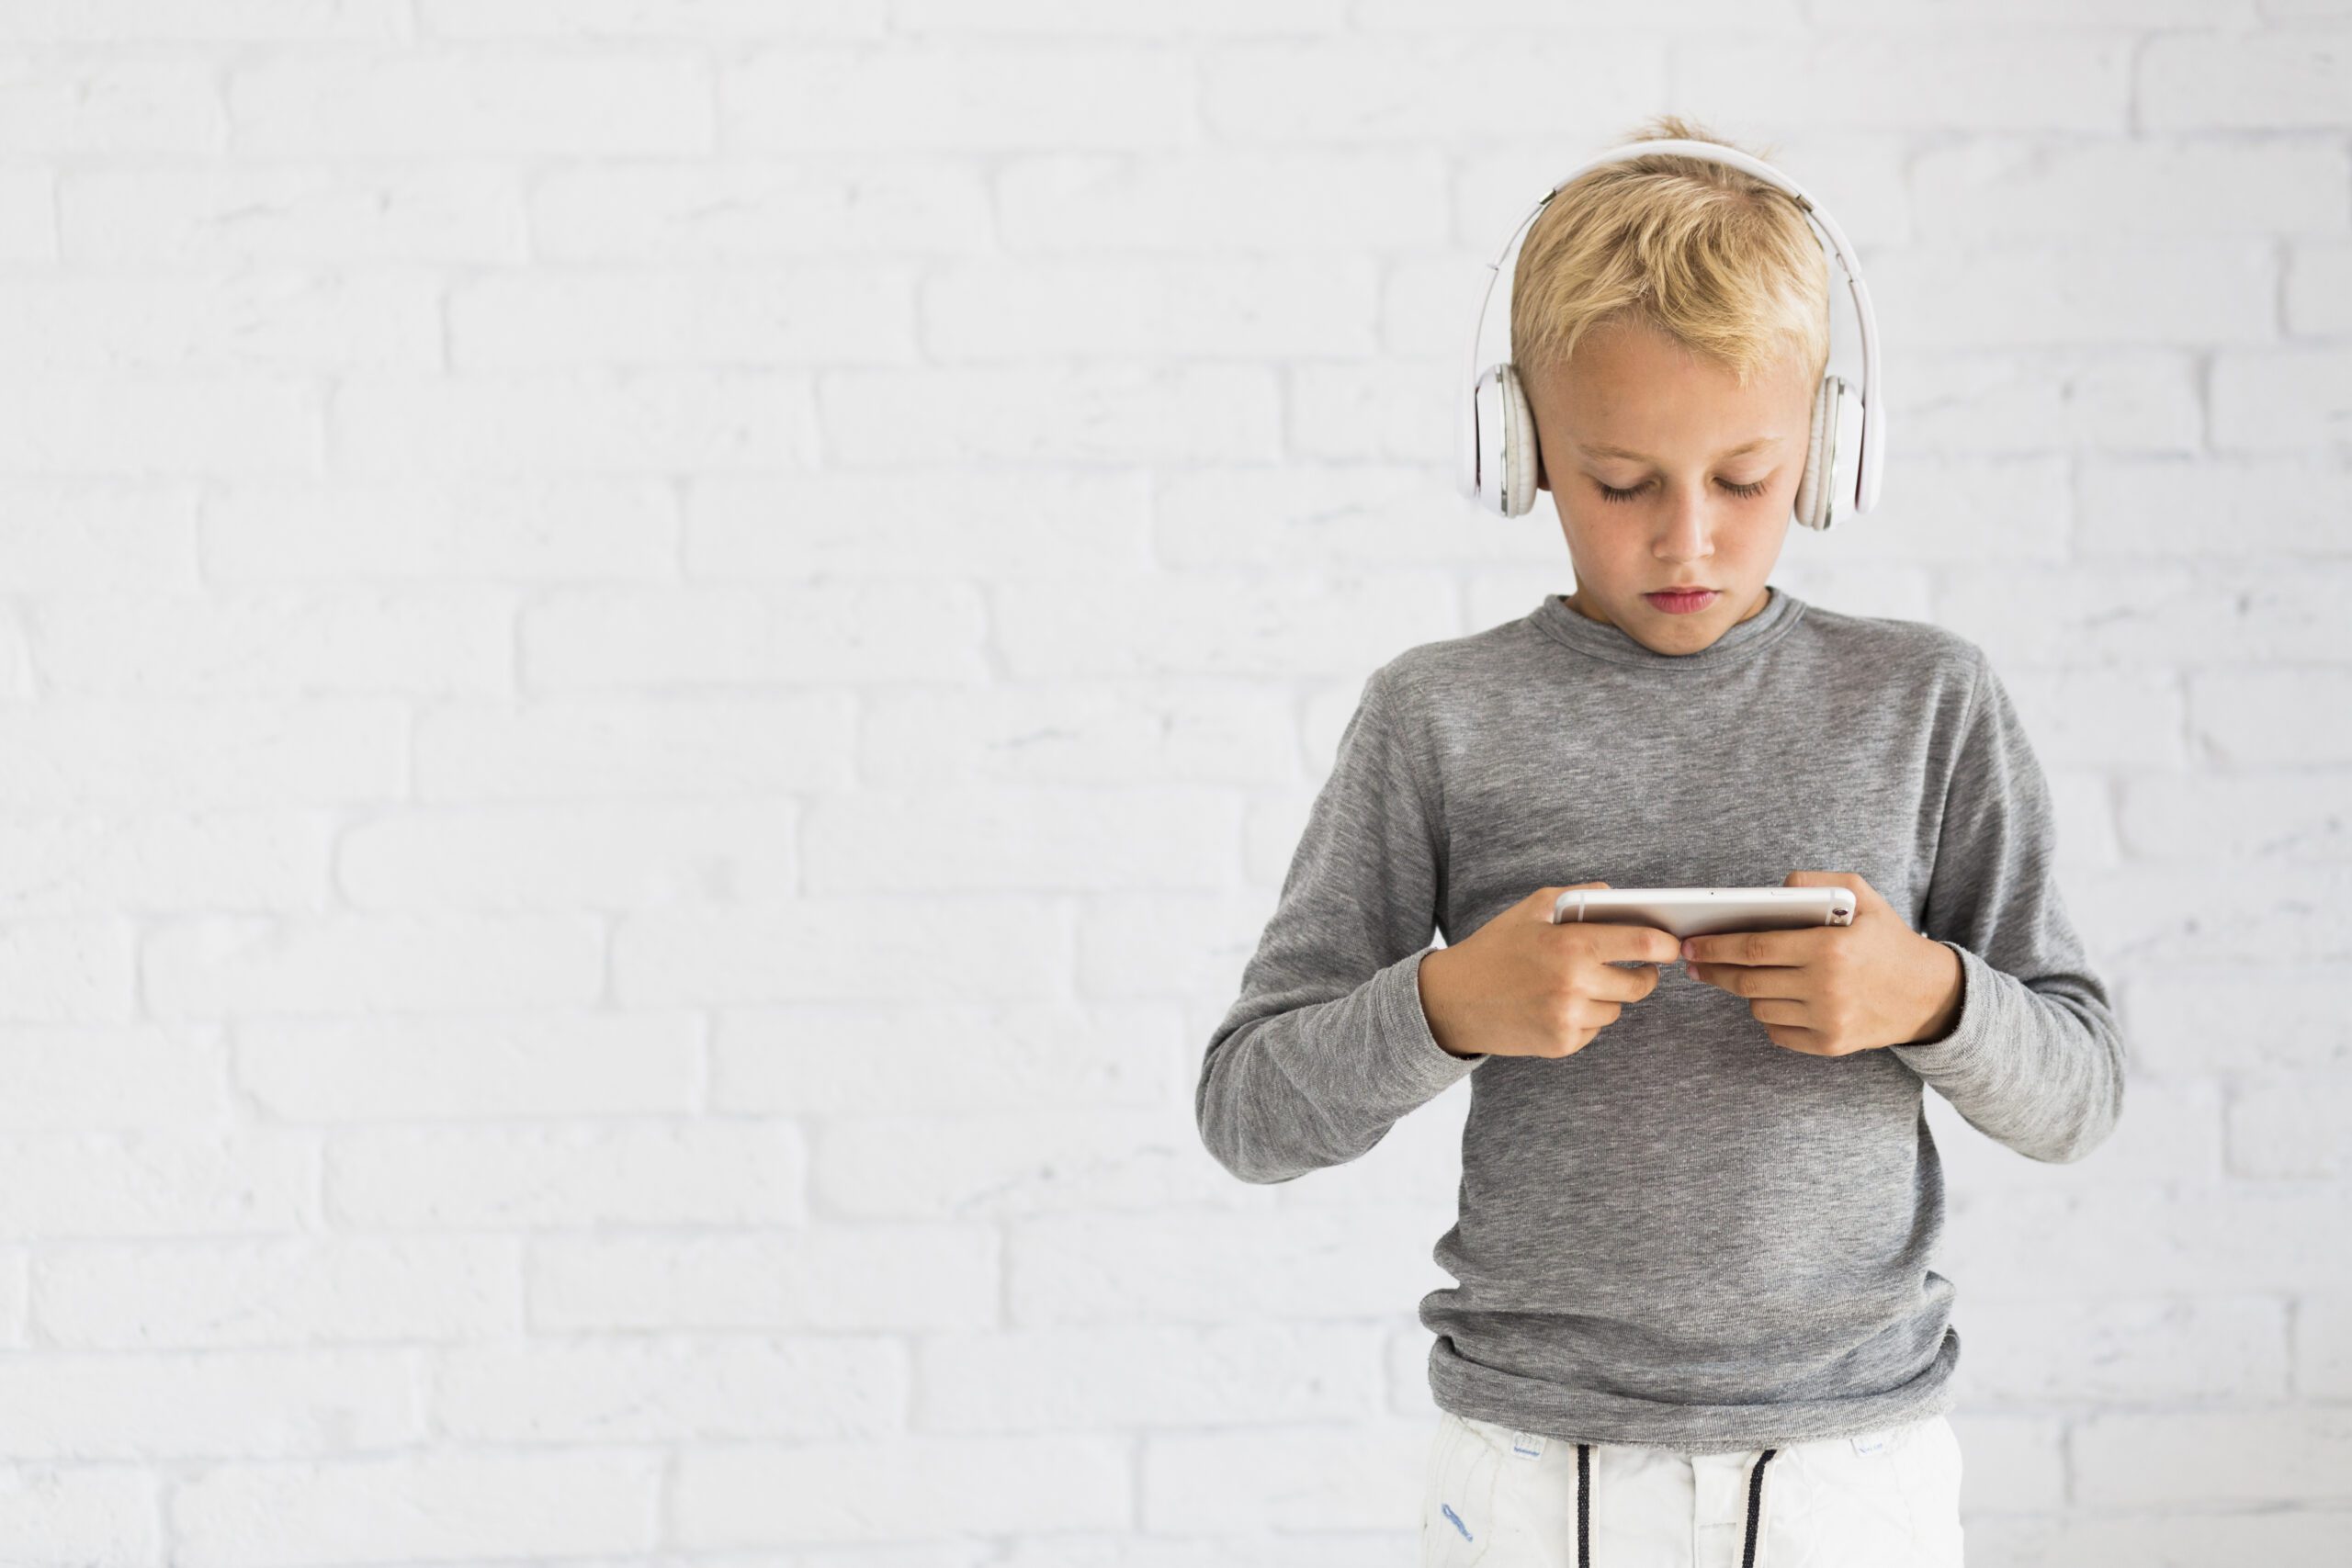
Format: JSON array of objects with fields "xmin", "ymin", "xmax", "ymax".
[
  {"xmin": 1901, "ymin": 936, "xmax": 1966, "ymax": 1046},
  {"xmin": 1418, "ymin": 946, "xmax": 1477, "ymax": 1058}
]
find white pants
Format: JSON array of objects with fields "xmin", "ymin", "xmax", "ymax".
[{"xmin": 1422, "ymin": 1407, "xmax": 1966, "ymax": 1568}]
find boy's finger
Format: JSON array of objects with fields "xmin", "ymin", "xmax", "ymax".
[{"xmin": 1682, "ymin": 929, "xmax": 1791, "ymax": 964}]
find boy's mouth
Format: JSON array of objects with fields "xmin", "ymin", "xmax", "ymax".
[{"xmin": 1645, "ymin": 589, "xmax": 1719, "ymax": 614}]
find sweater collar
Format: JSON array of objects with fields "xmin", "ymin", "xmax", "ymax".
[{"xmin": 1531, "ymin": 584, "xmax": 1804, "ymax": 671}]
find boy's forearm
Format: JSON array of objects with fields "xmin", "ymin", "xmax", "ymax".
[
  {"xmin": 1198, "ymin": 947, "xmax": 1480, "ymax": 1184},
  {"xmin": 1888, "ymin": 941, "xmax": 2126, "ymax": 1164}
]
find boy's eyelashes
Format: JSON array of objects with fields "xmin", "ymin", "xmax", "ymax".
[{"xmin": 1591, "ymin": 476, "xmax": 1774, "ymax": 505}]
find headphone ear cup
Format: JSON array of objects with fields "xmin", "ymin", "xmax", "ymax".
[
  {"xmin": 1498, "ymin": 363, "xmax": 1540, "ymax": 517},
  {"xmin": 1828, "ymin": 373, "xmax": 1867, "ymax": 525},
  {"xmin": 1466, "ymin": 365, "xmax": 1507, "ymax": 515},
  {"xmin": 1457, "ymin": 363, "xmax": 1485, "ymax": 503},
  {"xmin": 1794, "ymin": 375, "xmax": 1840, "ymax": 531}
]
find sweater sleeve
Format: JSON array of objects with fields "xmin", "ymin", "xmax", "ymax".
[
  {"xmin": 1889, "ymin": 649, "xmax": 2127, "ymax": 1164},
  {"xmin": 1195, "ymin": 666, "xmax": 1484, "ymax": 1185}
]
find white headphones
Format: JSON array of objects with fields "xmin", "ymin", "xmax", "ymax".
[{"xmin": 1457, "ymin": 138, "xmax": 1883, "ymax": 532}]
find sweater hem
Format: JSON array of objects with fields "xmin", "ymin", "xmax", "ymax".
[{"xmin": 1426, "ymin": 1327, "xmax": 1961, "ymax": 1456}]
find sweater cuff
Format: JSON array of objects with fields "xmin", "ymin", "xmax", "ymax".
[
  {"xmin": 1887, "ymin": 939, "xmax": 1996, "ymax": 1079},
  {"xmin": 1372, "ymin": 945, "xmax": 1487, "ymax": 1091}
]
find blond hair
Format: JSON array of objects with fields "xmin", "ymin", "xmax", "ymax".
[{"xmin": 1510, "ymin": 114, "xmax": 1831, "ymax": 394}]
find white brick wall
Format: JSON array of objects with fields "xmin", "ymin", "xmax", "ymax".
[{"xmin": 0, "ymin": 3, "xmax": 2343, "ymax": 1563}]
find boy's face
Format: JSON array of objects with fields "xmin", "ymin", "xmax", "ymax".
[{"xmin": 1524, "ymin": 321, "xmax": 1815, "ymax": 656}]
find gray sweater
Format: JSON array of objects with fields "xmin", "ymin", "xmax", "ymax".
[{"xmin": 1196, "ymin": 585, "xmax": 2126, "ymax": 1454}]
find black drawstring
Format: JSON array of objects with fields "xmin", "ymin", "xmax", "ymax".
[
  {"xmin": 1741, "ymin": 1448, "xmax": 1778, "ymax": 1567},
  {"xmin": 1569, "ymin": 1436, "xmax": 1776, "ymax": 1567},
  {"xmin": 1576, "ymin": 1443, "xmax": 1590, "ymax": 1567}
]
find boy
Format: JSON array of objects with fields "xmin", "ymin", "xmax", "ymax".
[{"xmin": 1195, "ymin": 119, "xmax": 2125, "ymax": 1566}]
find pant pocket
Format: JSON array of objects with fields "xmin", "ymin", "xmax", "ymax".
[
  {"xmin": 1898, "ymin": 1416, "xmax": 1966, "ymax": 1566},
  {"xmin": 1423, "ymin": 1413, "xmax": 1502, "ymax": 1568},
  {"xmin": 1421, "ymin": 1415, "xmax": 1459, "ymax": 1566}
]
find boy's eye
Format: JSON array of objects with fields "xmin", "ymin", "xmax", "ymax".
[{"xmin": 1595, "ymin": 478, "xmax": 1773, "ymax": 505}]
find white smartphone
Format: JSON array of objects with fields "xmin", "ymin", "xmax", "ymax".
[{"xmin": 1551, "ymin": 886, "xmax": 1857, "ymax": 949}]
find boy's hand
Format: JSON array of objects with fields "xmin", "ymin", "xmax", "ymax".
[
  {"xmin": 1419, "ymin": 882, "xmax": 1683, "ymax": 1060},
  {"xmin": 1680, "ymin": 872, "xmax": 1964, "ymax": 1056}
]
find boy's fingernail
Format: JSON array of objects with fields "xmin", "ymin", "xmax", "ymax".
[{"xmin": 1681, "ymin": 940, "xmax": 1697, "ymax": 958}]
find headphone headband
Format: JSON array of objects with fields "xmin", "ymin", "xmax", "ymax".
[{"xmin": 1463, "ymin": 138, "xmax": 1882, "ymax": 517}]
